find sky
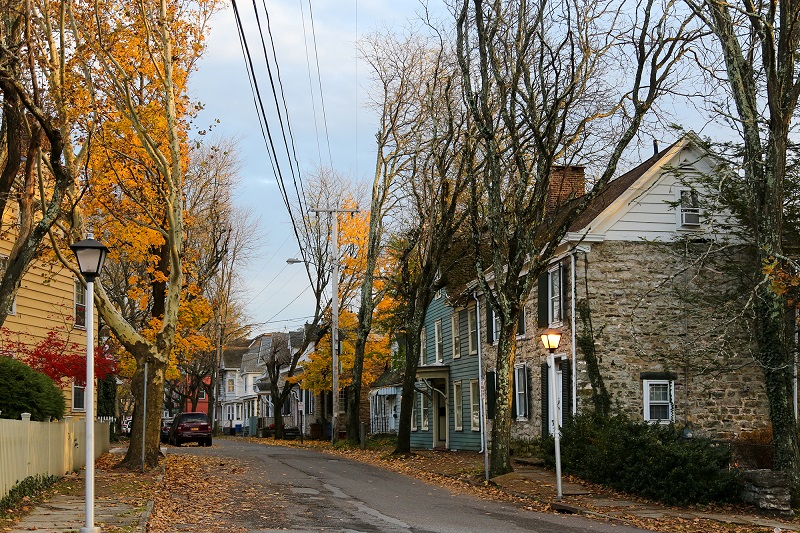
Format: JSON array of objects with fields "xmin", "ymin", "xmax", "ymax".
[{"xmin": 190, "ymin": 1, "xmax": 434, "ymax": 334}]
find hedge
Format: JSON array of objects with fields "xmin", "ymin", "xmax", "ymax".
[{"xmin": 0, "ymin": 356, "xmax": 65, "ymax": 421}]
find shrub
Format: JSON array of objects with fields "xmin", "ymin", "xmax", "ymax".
[
  {"xmin": 0, "ymin": 475, "xmax": 59, "ymax": 517},
  {"xmin": 0, "ymin": 356, "xmax": 65, "ymax": 421},
  {"xmin": 543, "ymin": 413, "xmax": 738, "ymax": 505}
]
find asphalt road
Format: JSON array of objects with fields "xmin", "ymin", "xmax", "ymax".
[{"xmin": 170, "ymin": 439, "xmax": 651, "ymax": 533}]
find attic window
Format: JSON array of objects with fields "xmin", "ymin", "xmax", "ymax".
[{"xmin": 679, "ymin": 189, "xmax": 701, "ymax": 227}]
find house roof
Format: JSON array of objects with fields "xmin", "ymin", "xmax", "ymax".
[
  {"xmin": 241, "ymin": 335, "xmax": 271, "ymax": 373},
  {"xmin": 370, "ymin": 367, "xmax": 404, "ymax": 390},
  {"xmin": 569, "ymin": 137, "xmax": 685, "ymax": 232},
  {"xmin": 221, "ymin": 339, "xmax": 250, "ymax": 369}
]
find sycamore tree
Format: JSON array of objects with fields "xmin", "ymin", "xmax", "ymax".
[
  {"xmin": 455, "ymin": 0, "xmax": 699, "ymax": 475},
  {"xmin": 681, "ymin": 0, "xmax": 800, "ymax": 504}
]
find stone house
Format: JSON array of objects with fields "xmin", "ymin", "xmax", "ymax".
[{"xmin": 411, "ymin": 133, "xmax": 772, "ymax": 450}]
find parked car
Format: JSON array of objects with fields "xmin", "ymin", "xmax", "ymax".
[
  {"xmin": 169, "ymin": 412, "xmax": 212, "ymax": 446},
  {"xmin": 160, "ymin": 417, "xmax": 174, "ymax": 443}
]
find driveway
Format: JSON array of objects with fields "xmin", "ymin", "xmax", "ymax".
[{"xmin": 153, "ymin": 439, "xmax": 650, "ymax": 533}]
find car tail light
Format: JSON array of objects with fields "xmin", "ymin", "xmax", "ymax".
[{"xmin": 200, "ymin": 423, "xmax": 209, "ymax": 430}]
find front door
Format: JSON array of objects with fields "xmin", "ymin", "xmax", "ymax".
[
  {"xmin": 547, "ymin": 359, "xmax": 563, "ymax": 436},
  {"xmin": 434, "ymin": 383, "xmax": 447, "ymax": 448}
]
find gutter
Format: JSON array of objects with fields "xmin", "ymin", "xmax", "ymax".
[{"xmin": 474, "ymin": 291, "xmax": 490, "ymax": 482}]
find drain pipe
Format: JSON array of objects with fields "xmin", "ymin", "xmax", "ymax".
[
  {"xmin": 571, "ymin": 252, "xmax": 577, "ymax": 416},
  {"xmin": 474, "ymin": 292, "xmax": 489, "ymax": 482}
]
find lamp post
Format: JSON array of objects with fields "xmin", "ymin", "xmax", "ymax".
[
  {"xmin": 540, "ymin": 327, "xmax": 563, "ymax": 500},
  {"xmin": 70, "ymin": 234, "xmax": 109, "ymax": 533}
]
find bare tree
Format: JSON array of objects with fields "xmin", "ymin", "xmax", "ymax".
[
  {"xmin": 682, "ymin": 0, "xmax": 800, "ymax": 503},
  {"xmin": 456, "ymin": 0, "xmax": 698, "ymax": 475}
]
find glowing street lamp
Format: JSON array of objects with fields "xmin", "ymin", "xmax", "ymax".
[
  {"xmin": 540, "ymin": 327, "xmax": 563, "ymax": 500},
  {"xmin": 70, "ymin": 234, "xmax": 108, "ymax": 533}
]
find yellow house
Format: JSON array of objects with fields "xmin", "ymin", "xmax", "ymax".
[{"xmin": 0, "ymin": 237, "xmax": 97, "ymax": 418}]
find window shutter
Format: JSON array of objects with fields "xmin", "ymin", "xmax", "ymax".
[
  {"xmin": 486, "ymin": 371, "xmax": 496, "ymax": 419},
  {"xmin": 524, "ymin": 365, "xmax": 530, "ymax": 418},
  {"xmin": 561, "ymin": 359, "xmax": 571, "ymax": 423},
  {"xmin": 538, "ymin": 273, "xmax": 549, "ymax": 327},
  {"xmin": 486, "ymin": 305, "xmax": 494, "ymax": 344},
  {"xmin": 540, "ymin": 363, "xmax": 549, "ymax": 436},
  {"xmin": 561, "ymin": 263, "xmax": 569, "ymax": 322},
  {"xmin": 511, "ymin": 368, "xmax": 516, "ymax": 417}
]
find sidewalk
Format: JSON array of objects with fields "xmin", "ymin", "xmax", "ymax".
[{"xmin": 3, "ymin": 447, "xmax": 156, "ymax": 533}]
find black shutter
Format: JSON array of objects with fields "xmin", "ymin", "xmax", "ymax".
[
  {"xmin": 540, "ymin": 363, "xmax": 549, "ymax": 436},
  {"xmin": 486, "ymin": 371, "xmax": 496, "ymax": 419},
  {"xmin": 538, "ymin": 273, "xmax": 549, "ymax": 327},
  {"xmin": 524, "ymin": 365, "xmax": 530, "ymax": 418},
  {"xmin": 561, "ymin": 359, "xmax": 572, "ymax": 423},
  {"xmin": 486, "ymin": 305, "xmax": 494, "ymax": 344},
  {"xmin": 518, "ymin": 307, "xmax": 526, "ymax": 336},
  {"xmin": 511, "ymin": 368, "xmax": 516, "ymax": 418},
  {"xmin": 561, "ymin": 262, "xmax": 569, "ymax": 322}
]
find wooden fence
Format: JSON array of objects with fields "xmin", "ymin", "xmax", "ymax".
[{"xmin": 0, "ymin": 416, "xmax": 110, "ymax": 500}]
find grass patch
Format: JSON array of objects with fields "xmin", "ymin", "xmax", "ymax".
[{"xmin": 0, "ymin": 474, "xmax": 60, "ymax": 517}]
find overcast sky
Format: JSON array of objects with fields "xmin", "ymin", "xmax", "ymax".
[{"xmin": 190, "ymin": 1, "xmax": 434, "ymax": 334}]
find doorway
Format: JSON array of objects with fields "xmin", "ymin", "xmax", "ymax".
[{"xmin": 432, "ymin": 381, "xmax": 448, "ymax": 448}]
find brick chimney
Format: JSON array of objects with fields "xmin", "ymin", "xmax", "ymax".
[{"xmin": 547, "ymin": 166, "xmax": 585, "ymax": 211}]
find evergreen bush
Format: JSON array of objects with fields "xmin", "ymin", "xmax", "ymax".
[
  {"xmin": 0, "ymin": 356, "xmax": 65, "ymax": 421},
  {"xmin": 543, "ymin": 413, "xmax": 739, "ymax": 505}
]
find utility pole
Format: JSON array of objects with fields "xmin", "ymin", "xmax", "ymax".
[{"xmin": 311, "ymin": 206, "xmax": 358, "ymax": 444}]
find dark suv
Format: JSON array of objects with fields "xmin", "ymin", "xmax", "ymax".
[{"xmin": 169, "ymin": 412, "xmax": 212, "ymax": 447}]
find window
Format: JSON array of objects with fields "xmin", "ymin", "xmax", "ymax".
[
  {"xmin": 339, "ymin": 389, "xmax": 347, "ymax": 414},
  {"xmin": 643, "ymin": 380, "xmax": 674, "ymax": 423},
  {"xmin": 421, "ymin": 393, "xmax": 429, "ymax": 430},
  {"xmin": 470, "ymin": 380, "xmax": 480, "ymax": 431},
  {"xmin": 514, "ymin": 364, "xmax": 528, "ymax": 419},
  {"xmin": 468, "ymin": 306, "xmax": 478, "ymax": 355},
  {"xmin": 451, "ymin": 314, "xmax": 461, "ymax": 359},
  {"xmin": 453, "ymin": 381, "xmax": 463, "ymax": 431},
  {"xmin": 679, "ymin": 189, "xmax": 701, "ymax": 226},
  {"xmin": 198, "ymin": 390, "xmax": 207, "ymax": 400},
  {"xmin": 227, "ymin": 379, "xmax": 234, "ymax": 393},
  {"xmin": 74, "ymin": 279, "xmax": 86, "ymax": 328},
  {"xmin": 72, "ymin": 383, "xmax": 85, "ymax": 411},
  {"xmin": 304, "ymin": 389, "xmax": 314, "ymax": 414},
  {"xmin": 549, "ymin": 266, "xmax": 562, "ymax": 325},
  {"xmin": 420, "ymin": 328, "xmax": 427, "ymax": 365},
  {"xmin": 411, "ymin": 394, "xmax": 418, "ymax": 431},
  {"xmin": 491, "ymin": 308, "xmax": 526, "ymax": 342},
  {"xmin": 434, "ymin": 320, "xmax": 443, "ymax": 363}
]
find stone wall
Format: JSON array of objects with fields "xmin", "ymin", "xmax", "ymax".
[
  {"xmin": 740, "ymin": 469, "xmax": 792, "ymax": 514},
  {"xmin": 481, "ymin": 240, "xmax": 771, "ymax": 443}
]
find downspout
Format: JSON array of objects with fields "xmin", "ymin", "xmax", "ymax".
[
  {"xmin": 571, "ymin": 251, "xmax": 577, "ymax": 416},
  {"xmin": 474, "ymin": 291, "xmax": 489, "ymax": 482}
]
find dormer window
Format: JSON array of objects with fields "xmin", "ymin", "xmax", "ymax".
[{"xmin": 679, "ymin": 189, "xmax": 701, "ymax": 227}]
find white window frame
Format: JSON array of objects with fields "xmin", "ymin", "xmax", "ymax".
[
  {"xmin": 470, "ymin": 379, "xmax": 480, "ymax": 431},
  {"xmin": 198, "ymin": 390, "xmax": 207, "ymax": 400},
  {"xmin": 411, "ymin": 393, "xmax": 418, "ymax": 431},
  {"xmin": 643, "ymin": 379, "xmax": 674, "ymax": 424},
  {"xmin": 468, "ymin": 306, "xmax": 478, "ymax": 355},
  {"xmin": 678, "ymin": 189, "xmax": 701, "ymax": 227},
  {"xmin": 227, "ymin": 378, "xmax": 234, "ymax": 393},
  {"xmin": 514, "ymin": 364, "xmax": 528, "ymax": 420},
  {"xmin": 74, "ymin": 279, "xmax": 86, "ymax": 328},
  {"xmin": 451, "ymin": 314, "xmax": 461, "ymax": 359},
  {"xmin": 548, "ymin": 266, "xmax": 563, "ymax": 326},
  {"xmin": 72, "ymin": 382, "xmax": 86, "ymax": 412},
  {"xmin": 421, "ymin": 393, "xmax": 429, "ymax": 431},
  {"xmin": 492, "ymin": 310, "xmax": 501, "ymax": 345},
  {"xmin": 453, "ymin": 381, "xmax": 463, "ymax": 431},
  {"xmin": 420, "ymin": 328, "xmax": 427, "ymax": 365},
  {"xmin": 434, "ymin": 319, "xmax": 443, "ymax": 363}
]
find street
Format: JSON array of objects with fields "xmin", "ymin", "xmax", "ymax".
[{"xmin": 160, "ymin": 439, "xmax": 650, "ymax": 533}]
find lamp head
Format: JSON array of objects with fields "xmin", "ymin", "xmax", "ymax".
[
  {"xmin": 540, "ymin": 328, "xmax": 562, "ymax": 352},
  {"xmin": 70, "ymin": 235, "xmax": 109, "ymax": 281}
]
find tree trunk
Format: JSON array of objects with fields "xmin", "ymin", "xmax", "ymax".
[
  {"xmin": 490, "ymin": 313, "xmax": 518, "ymax": 477},
  {"xmin": 121, "ymin": 354, "xmax": 165, "ymax": 470}
]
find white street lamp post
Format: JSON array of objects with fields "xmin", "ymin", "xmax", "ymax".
[
  {"xmin": 71, "ymin": 234, "xmax": 109, "ymax": 533},
  {"xmin": 540, "ymin": 328, "xmax": 563, "ymax": 500}
]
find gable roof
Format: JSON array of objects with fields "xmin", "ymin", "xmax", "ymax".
[
  {"xmin": 569, "ymin": 137, "xmax": 685, "ymax": 232},
  {"xmin": 221, "ymin": 338, "xmax": 251, "ymax": 369}
]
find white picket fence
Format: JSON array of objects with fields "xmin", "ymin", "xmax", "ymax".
[{"xmin": 0, "ymin": 417, "xmax": 110, "ymax": 500}]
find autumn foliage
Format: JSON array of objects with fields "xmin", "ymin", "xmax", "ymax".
[{"xmin": 0, "ymin": 328, "xmax": 115, "ymax": 386}]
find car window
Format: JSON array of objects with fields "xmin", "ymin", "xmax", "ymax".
[{"xmin": 180, "ymin": 413, "xmax": 208, "ymax": 423}]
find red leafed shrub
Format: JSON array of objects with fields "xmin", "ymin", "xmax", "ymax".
[{"xmin": 0, "ymin": 328, "xmax": 116, "ymax": 385}]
